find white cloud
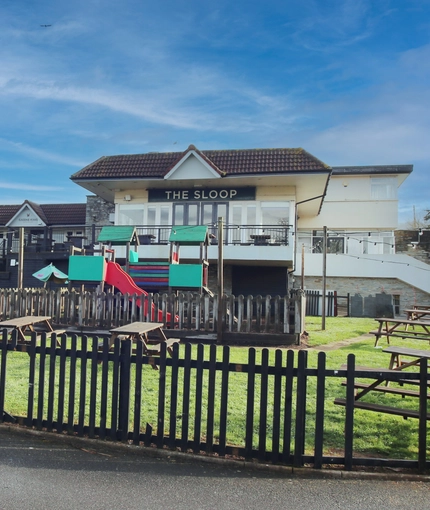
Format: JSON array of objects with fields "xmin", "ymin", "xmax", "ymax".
[
  {"xmin": 0, "ymin": 180, "xmax": 63, "ymax": 191},
  {"xmin": 0, "ymin": 138, "xmax": 86, "ymax": 167}
]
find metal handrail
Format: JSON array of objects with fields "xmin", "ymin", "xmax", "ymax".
[{"xmin": 3, "ymin": 223, "xmax": 292, "ymax": 253}]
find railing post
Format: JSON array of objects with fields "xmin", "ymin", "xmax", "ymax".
[
  {"xmin": 118, "ymin": 339, "xmax": 131, "ymax": 442},
  {"xmin": 344, "ymin": 353, "xmax": 355, "ymax": 470},
  {"xmin": 294, "ymin": 350, "xmax": 307, "ymax": 467},
  {"xmin": 217, "ymin": 216, "xmax": 224, "ymax": 344},
  {"xmin": 418, "ymin": 358, "xmax": 428, "ymax": 473},
  {"xmin": 314, "ymin": 351, "xmax": 326, "ymax": 469}
]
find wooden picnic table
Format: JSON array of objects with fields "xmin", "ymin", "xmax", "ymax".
[
  {"xmin": 0, "ymin": 315, "xmax": 62, "ymax": 344},
  {"xmin": 334, "ymin": 345, "xmax": 430, "ymax": 419},
  {"xmin": 109, "ymin": 321, "xmax": 179, "ymax": 356},
  {"xmin": 404, "ymin": 308, "xmax": 430, "ymax": 321},
  {"xmin": 371, "ymin": 317, "xmax": 430, "ymax": 346},
  {"xmin": 411, "ymin": 304, "xmax": 430, "ymax": 310}
]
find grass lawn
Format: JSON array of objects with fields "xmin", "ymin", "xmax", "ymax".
[
  {"xmin": 2, "ymin": 317, "xmax": 428, "ymax": 462},
  {"xmin": 303, "ymin": 316, "xmax": 376, "ymax": 347}
]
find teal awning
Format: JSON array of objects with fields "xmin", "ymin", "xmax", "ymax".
[
  {"xmin": 32, "ymin": 263, "xmax": 68, "ymax": 284},
  {"xmin": 168, "ymin": 225, "xmax": 209, "ymax": 245},
  {"xmin": 97, "ymin": 226, "xmax": 139, "ymax": 245}
]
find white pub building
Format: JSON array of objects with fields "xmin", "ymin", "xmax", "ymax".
[{"xmin": 71, "ymin": 144, "xmax": 428, "ymax": 308}]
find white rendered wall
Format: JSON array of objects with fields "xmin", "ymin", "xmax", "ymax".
[
  {"xmin": 298, "ymin": 201, "xmax": 398, "ymax": 230},
  {"xmin": 114, "ymin": 244, "xmax": 294, "ymax": 266},
  {"xmin": 298, "ymin": 175, "xmax": 399, "ymax": 230}
]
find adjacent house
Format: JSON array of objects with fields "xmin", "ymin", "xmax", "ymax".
[{"xmin": 0, "ymin": 198, "xmax": 112, "ymax": 288}]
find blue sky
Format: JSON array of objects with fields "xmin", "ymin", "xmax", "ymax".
[{"xmin": 1, "ymin": 0, "xmax": 429, "ymax": 225}]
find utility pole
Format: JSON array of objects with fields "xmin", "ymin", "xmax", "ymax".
[
  {"xmin": 217, "ymin": 217, "xmax": 224, "ymax": 344},
  {"xmin": 321, "ymin": 226, "xmax": 327, "ymax": 330},
  {"xmin": 18, "ymin": 227, "xmax": 24, "ymax": 289}
]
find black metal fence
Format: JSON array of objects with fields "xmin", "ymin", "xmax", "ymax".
[
  {"xmin": 3, "ymin": 223, "xmax": 292, "ymax": 254},
  {"xmin": 305, "ymin": 291, "xmax": 350, "ymax": 317},
  {"xmin": 1, "ymin": 331, "xmax": 428, "ymax": 472}
]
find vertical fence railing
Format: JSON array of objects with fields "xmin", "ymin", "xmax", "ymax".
[
  {"xmin": 305, "ymin": 290, "xmax": 336, "ymax": 317},
  {"xmin": 0, "ymin": 331, "xmax": 428, "ymax": 471},
  {"xmin": 0, "ymin": 289, "xmax": 302, "ymax": 335}
]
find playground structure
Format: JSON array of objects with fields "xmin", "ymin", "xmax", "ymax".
[
  {"xmin": 168, "ymin": 225, "xmax": 211, "ymax": 294},
  {"xmin": 66, "ymin": 224, "xmax": 213, "ymax": 323},
  {"xmin": 67, "ymin": 226, "xmax": 169, "ymax": 322}
]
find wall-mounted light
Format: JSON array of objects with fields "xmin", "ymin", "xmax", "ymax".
[{"xmin": 124, "ymin": 195, "xmax": 131, "ymax": 201}]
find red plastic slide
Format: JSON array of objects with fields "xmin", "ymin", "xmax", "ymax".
[{"xmin": 105, "ymin": 261, "xmax": 169, "ymax": 322}]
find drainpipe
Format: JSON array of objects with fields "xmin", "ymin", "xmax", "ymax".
[{"xmin": 289, "ymin": 194, "xmax": 326, "ymax": 286}]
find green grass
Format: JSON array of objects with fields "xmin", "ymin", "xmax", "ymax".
[
  {"xmin": 2, "ymin": 319, "xmax": 428, "ymax": 462},
  {"xmin": 304, "ymin": 316, "xmax": 376, "ymax": 347}
]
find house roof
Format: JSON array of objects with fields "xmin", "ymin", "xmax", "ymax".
[
  {"xmin": 0, "ymin": 203, "xmax": 86, "ymax": 227},
  {"xmin": 332, "ymin": 165, "xmax": 413, "ymax": 175},
  {"xmin": 70, "ymin": 146, "xmax": 331, "ymax": 181}
]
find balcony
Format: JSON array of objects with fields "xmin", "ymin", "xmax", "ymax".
[
  {"xmin": 128, "ymin": 224, "xmax": 294, "ymax": 265},
  {"xmin": 2, "ymin": 224, "xmax": 294, "ymax": 265},
  {"xmin": 132, "ymin": 224, "xmax": 292, "ymax": 247}
]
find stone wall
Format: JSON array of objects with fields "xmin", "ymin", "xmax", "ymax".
[
  {"xmin": 303, "ymin": 275, "xmax": 430, "ymax": 317},
  {"xmin": 85, "ymin": 196, "xmax": 115, "ymax": 227}
]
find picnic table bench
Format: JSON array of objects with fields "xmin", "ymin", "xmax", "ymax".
[
  {"xmin": 333, "ymin": 398, "xmax": 430, "ymax": 419},
  {"xmin": 383, "ymin": 345, "xmax": 430, "ymax": 370},
  {"xmin": 370, "ymin": 317, "xmax": 430, "ymax": 346},
  {"xmin": 334, "ymin": 345, "xmax": 430, "ymax": 419},
  {"xmin": 0, "ymin": 316, "xmax": 65, "ymax": 346},
  {"xmin": 109, "ymin": 322, "xmax": 180, "ymax": 363},
  {"xmin": 404, "ymin": 308, "xmax": 430, "ymax": 321}
]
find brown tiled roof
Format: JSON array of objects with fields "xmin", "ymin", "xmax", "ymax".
[
  {"xmin": 40, "ymin": 204, "xmax": 86, "ymax": 225},
  {"xmin": 0, "ymin": 205, "xmax": 20, "ymax": 225},
  {"xmin": 71, "ymin": 146, "xmax": 331, "ymax": 181},
  {"xmin": 0, "ymin": 203, "xmax": 86, "ymax": 227},
  {"xmin": 25, "ymin": 200, "xmax": 48, "ymax": 224}
]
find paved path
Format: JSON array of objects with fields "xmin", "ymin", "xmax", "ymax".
[{"xmin": 1, "ymin": 425, "xmax": 429, "ymax": 510}]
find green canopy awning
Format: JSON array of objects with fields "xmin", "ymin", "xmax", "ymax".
[
  {"xmin": 97, "ymin": 226, "xmax": 139, "ymax": 245},
  {"xmin": 168, "ymin": 225, "xmax": 209, "ymax": 245},
  {"xmin": 32, "ymin": 263, "xmax": 68, "ymax": 284}
]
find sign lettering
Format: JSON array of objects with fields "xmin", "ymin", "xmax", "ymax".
[{"xmin": 148, "ymin": 187, "xmax": 255, "ymax": 202}]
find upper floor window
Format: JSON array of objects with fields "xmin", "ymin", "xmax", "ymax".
[
  {"xmin": 370, "ymin": 177, "xmax": 397, "ymax": 200},
  {"xmin": 261, "ymin": 202, "xmax": 290, "ymax": 226},
  {"xmin": 118, "ymin": 204, "xmax": 144, "ymax": 225}
]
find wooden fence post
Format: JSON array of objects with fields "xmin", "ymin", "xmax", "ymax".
[
  {"xmin": 418, "ymin": 358, "xmax": 428, "ymax": 472},
  {"xmin": 118, "ymin": 339, "xmax": 132, "ymax": 442}
]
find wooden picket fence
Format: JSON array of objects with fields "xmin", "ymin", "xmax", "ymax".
[
  {"xmin": 0, "ymin": 288, "xmax": 304, "ymax": 341},
  {"xmin": 0, "ymin": 331, "xmax": 428, "ymax": 471}
]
